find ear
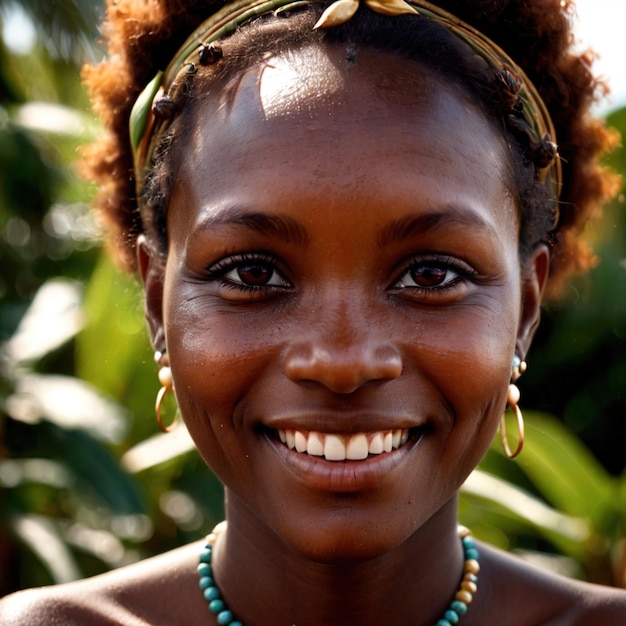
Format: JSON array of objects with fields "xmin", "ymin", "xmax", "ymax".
[
  {"xmin": 516, "ymin": 244, "xmax": 550, "ymax": 359},
  {"xmin": 137, "ymin": 235, "xmax": 166, "ymax": 353}
]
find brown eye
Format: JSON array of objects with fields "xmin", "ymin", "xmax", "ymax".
[
  {"xmin": 410, "ymin": 265, "xmax": 447, "ymax": 288},
  {"xmin": 237, "ymin": 263, "xmax": 274, "ymax": 286},
  {"xmin": 394, "ymin": 256, "xmax": 473, "ymax": 292},
  {"xmin": 218, "ymin": 255, "xmax": 289, "ymax": 289}
]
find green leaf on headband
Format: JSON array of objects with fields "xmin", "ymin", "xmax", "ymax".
[{"xmin": 129, "ymin": 71, "xmax": 163, "ymax": 154}]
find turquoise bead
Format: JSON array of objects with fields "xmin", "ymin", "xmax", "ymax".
[
  {"xmin": 209, "ymin": 599, "xmax": 225, "ymax": 614},
  {"xmin": 231, "ymin": 623, "xmax": 243, "ymax": 626},
  {"xmin": 198, "ymin": 575, "xmax": 213, "ymax": 590},
  {"xmin": 204, "ymin": 587, "xmax": 221, "ymax": 602},
  {"xmin": 444, "ymin": 609, "xmax": 460, "ymax": 623},
  {"xmin": 199, "ymin": 548, "xmax": 212, "ymax": 563},
  {"xmin": 198, "ymin": 563, "xmax": 212, "ymax": 577},
  {"xmin": 437, "ymin": 621, "xmax": 452, "ymax": 626},
  {"xmin": 450, "ymin": 601, "xmax": 468, "ymax": 615},
  {"xmin": 217, "ymin": 610, "xmax": 234, "ymax": 624},
  {"xmin": 465, "ymin": 548, "xmax": 479, "ymax": 560}
]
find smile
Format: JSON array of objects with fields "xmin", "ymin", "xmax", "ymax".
[{"xmin": 276, "ymin": 428, "xmax": 411, "ymax": 461}]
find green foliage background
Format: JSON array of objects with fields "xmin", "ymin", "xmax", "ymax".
[{"xmin": 1, "ymin": 0, "xmax": 625, "ymax": 597}]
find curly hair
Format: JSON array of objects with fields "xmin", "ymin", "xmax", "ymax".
[{"xmin": 82, "ymin": 0, "xmax": 619, "ymax": 296}]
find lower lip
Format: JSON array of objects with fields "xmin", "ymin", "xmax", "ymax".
[{"xmin": 265, "ymin": 430, "xmax": 423, "ymax": 493}]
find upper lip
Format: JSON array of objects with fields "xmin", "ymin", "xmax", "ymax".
[{"xmin": 261, "ymin": 412, "xmax": 425, "ymax": 434}]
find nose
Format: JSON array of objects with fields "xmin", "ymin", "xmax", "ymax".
[{"xmin": 282, "ymin": 338, "xmax": 403, "ymax": 395}]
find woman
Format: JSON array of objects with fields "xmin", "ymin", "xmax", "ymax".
[{"xmin": 1, "ymin": 0, "xmax": 625, "ymax": 623}]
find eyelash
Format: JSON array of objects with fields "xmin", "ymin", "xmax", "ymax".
[
  {"xmin": 205, "ymin": 252, "xmax": 290, "ymax": 294},
  {"xmin": 205, "ymin": 252, "xmax": 476, "ymax": 300},
  {"xmin": 392, "ymin": 255, "xmax": 477, "ymax": 294}
]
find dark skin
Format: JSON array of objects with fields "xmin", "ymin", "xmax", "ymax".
[
  {"xmin": 2, "ymin": 43, "xmax": 626, "ymax": 625},
  {"xmin": 158, "ymin": 45, "xmax": 527, "ymax": 570}
]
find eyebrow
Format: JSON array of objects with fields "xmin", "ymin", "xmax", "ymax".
[
  {"xmin": 377, "ymin": 206, "xmax": 498, "ymax": 247},
  {"xmin": 195, "ymin": 205, "xmax": 309, "ymax": 245}
]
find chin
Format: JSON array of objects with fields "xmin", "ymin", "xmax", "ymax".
[{"xmin": 266, "ymin": 504, "xmax": 420, "ymax": 565}]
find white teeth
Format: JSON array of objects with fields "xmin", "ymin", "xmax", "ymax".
[
  {"xmin": 276, "ymin": 428, "xmax": 413, "ymax": 462},
  {"xmin": 392, "ymin": 430, "xmax": 401, "ymax": 449},
  {"xmin": 324, "ymin": 434, "xmax": 347, "ymax": 461},
  {"xmin": 346, "ymin": 433, "xmax": 369, "ymax": 461},
  {"xmin": 369, "ymin": 432, "xmax": 384, "ymax": 455},
  {"xmin": 307, "ymin": 432, "xmax": 324, "ymax": 456},
  {"xmin": 295, "ymin": 430, "xmax": 308, "ymax": 453}
]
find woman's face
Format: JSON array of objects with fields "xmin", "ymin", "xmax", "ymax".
[{"xmin": 142, "ymin": 43, "xmax": 546, "ymax": 560}]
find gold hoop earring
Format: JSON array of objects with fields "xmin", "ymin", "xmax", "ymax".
[
  {"xmin": 500, "ymin": 383, "xmax": 525, "ymax": 459},
  {"xmin": 155, "ymin": 351, "xmax": 176, "ymax": 433},
  {"xmin": 500, "ymin": 356, "xmax": 527, "ymax": 459}
]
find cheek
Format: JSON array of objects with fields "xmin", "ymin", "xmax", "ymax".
[
  {"xmin": 162, "ymin": 280, "xmax": 279, "ymax": 471},
  {"xmin": 420, "ymin": 303, "xmax": 518, "ymax": 458}
]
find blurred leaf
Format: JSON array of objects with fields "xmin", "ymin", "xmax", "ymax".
[
  {"xmin": 77, "ymin": 252, "xmax": 150, "ymax": 399},
  {"xmin": 56, "ymin": 428, "xmax": 146, "ymax": 516},
  {"xmin": 6, "ymin": 374, "xmax": 127, "ymax": 444},
  {"xmin": 508, "ymin": 412, "xmax": 615, "ymax": 520},
  {"xmin": 0, "ymin": 458, "xmax": 71, "ymax": 490},
  {"xmin": 14, "ymin": 101, "xmax": 100, "ymax": 139},
  {"xmin": 462, "ymin": 469, "xmax": 589, "ymax": 560},
  {"xmin": 122, "ymin": 424, "xmax": 196, "ymax": 474},
  {"xmin": 9, "ymin": 514, "xmax": 82, "ymax": 583},
  {"xmin": 0, "ymin": 121, "xmax": 56, "ymax": 219},
  {"xmin": 63, "ymin": 522, "xmax": 127, "ymax": 567},
  {"xmin": 1, "ymin": 0, "xmax": 103, "ymax": 62},
  {"xmin": 77, "ymin": 252, "xmax": 156, "ymax": 443},
  {"xmin": 4, "ymin": 278, "xmax": 83, "ymax": 365}
]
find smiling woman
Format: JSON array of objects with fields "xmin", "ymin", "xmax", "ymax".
[
  {"xmin": 1, "ymin": 0, "xmax": 625, "ymax": 624},
  {"xmin": 156, "ymin": 54, "xmax": 520, "ymax": 556}
]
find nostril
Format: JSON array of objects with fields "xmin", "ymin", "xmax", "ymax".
[
  {"xmin": 282, "ymin": 344, "xmax": 331, "ymax": 381},
  {"xmin": 372, "ymin": 344, "xmax": 403, "ymax": 379}
]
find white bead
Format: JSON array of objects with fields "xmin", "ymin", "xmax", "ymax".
[
  {"xmin": 158, "ymin": 366, "xmax": 172, "ymax": 388},
  {"xmin": 508, "ymin": 383, "xmax": 520, "ymax": 405}
]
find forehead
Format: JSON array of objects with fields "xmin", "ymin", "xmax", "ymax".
[
  {"xmin": 171, "ymin": 42, "xmax": 515, "ymax": 230},
  {"xmin": 253, "ymin": 43, "xmax": 439, "ymax": 118}
]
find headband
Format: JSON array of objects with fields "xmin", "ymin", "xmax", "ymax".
[{"xmin": 130, "ymin": 0, "xmax": 562, "ymax": 202}]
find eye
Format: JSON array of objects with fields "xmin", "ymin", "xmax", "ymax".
[
  {"xmin": 206, "ymin": 252, "xmax": 290, "ymax": 295},
  {"xmin": 397, "ymin": 263, "xmax": 456, "ymax": 289},
  {"xmin": 394, "ymin": 256, "xmax": 474, "ymax": 291},
  {"xmin": 224, "ymin": 260, "xmax": 284, "ymax": 287}
]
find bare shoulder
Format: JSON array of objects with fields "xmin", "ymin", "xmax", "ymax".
[
  {"xmin": 476, "ymin": 542, "xmax": 626, "ymax": 625},
  {"xmin": 570, "ymin": 579, "xmax": 626, "ymax": 623},
  {"xmin": 0, "ymin": 541, "xmax": 207, "ymax": 626},
  {"xmin": 0, "ymin": 585, "xmax": 113, "ymax": 626}
]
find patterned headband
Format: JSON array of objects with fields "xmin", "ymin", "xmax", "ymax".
[{"xmin": 130, "ymin": 0, "xmax": 562, "ymax": 202}]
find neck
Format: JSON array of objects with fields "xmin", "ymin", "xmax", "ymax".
[{"xmin": 213, "ymin": 495, "xmax": 464, "ymax": 626}]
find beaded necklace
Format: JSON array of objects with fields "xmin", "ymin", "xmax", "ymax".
[{"xmin": 197, "ymin": 522, "xmax": 480, "ymax": 626}]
